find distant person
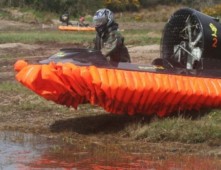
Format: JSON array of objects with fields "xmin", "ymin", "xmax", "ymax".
[
  {"xmin": 78, "ymin": 16, "xmax": 89, "ymax": 27},
  {"xmin": 92, "ymin": 8, "xmax": 131, "ymax": 63},
  {"xmin": 60, "ymin": 12, "xmax": 70, "ymax": 26}
]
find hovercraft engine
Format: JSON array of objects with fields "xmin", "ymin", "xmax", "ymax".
[{"xmin": 161, "ymin": 8, "xmax": 221, "ymax": 70}]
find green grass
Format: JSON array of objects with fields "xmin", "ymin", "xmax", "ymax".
[
  {"xmin": 21, "ymin": 8, "xmax": 58, "ymax": 24},
  {"xmin": 0, "ymin": 31, "xmax": 94, "ymax": 44},
  {"xmin": 0, "ymin": 81, "xmax": 27, "ymax": 93},
  {"xmin": 124, "ymin": 29, "xmax": 161, "ymax": 45},
  {"xmin": 0, "ymin": 81, "xmax": 68, "ymax": 112},
  {"xmin": 125, "ymin": 111, "xmax": 221, "ymax": 143},
  {"xmin": 0, "ymin": 81, "xmax": 102, "ymax": 115},
  {"xmin": 0, "ymin": 29, "xmax": 161, "ymax": 45},
  {"xmin": 0, "ymin": 9, "xmax": 10, "ymax": 18},
  {"xmin": 0, "ymin": 7, "xmax": 59, "ymax": 24}
]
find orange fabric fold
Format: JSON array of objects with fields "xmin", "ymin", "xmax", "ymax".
[{"xmin": 14, "ymin": 60, "xmax": 221, "ymax": 116}]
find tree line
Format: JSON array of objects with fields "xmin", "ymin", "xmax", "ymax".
[{"xmin": 0, "ymin": 0, "xmax": 220, "ymax": 16}]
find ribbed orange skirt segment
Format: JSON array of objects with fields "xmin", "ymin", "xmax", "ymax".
[
  {"xmin": 58, "ymin": 26, "xmax": 95, "ymax": 31},
  {"xmin": 14, "ymin": 60, "xmax": 221, "ymax": 116}
]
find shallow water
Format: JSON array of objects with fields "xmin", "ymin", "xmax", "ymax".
[
  {"xmin": 0, "ymin": 131, "xmax": 48, "ymax": 169},
  {"xmin": 0, "ymin": 131, "xmax": 220, "ymax": 170}
]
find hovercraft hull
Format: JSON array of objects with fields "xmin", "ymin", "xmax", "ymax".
[{"xmin": 14, "ymin": 60, "xmax": 221, "ymax": 116}]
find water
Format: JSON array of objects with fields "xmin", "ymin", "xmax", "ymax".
[
  {"xmin": 0, "ymin": 132, "xmax": 47, "ymax": 169},
  {"xmin": 0, "ymin": 131, "xmax": 220, "ymax": 170}
]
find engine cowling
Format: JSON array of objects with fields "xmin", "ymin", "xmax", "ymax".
[{"xmin": 161, "ymin": 8, "xmax": 221, "ymax": 69}]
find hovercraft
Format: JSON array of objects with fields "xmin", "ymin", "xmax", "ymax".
[
  {"xmin": 14, "ymin": 8, "xmax": 221, "ymax": 116},
  {"xmin": 58, "ymin": 25, "xmax": 95, "ymax": 31},
  {"xmin": 58, "ymin": 13, "xmax": 95, "ymax": 31}
]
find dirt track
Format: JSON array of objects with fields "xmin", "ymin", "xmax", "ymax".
[
  {"xmin": 0, "ymin": 42, "xmax": 160, "ymax": 62},
  {"xmin": 0, "ymin": 19, "xmax": 31, "ymax": 30}
]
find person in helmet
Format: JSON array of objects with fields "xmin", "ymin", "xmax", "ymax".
[
  {"xmin": 78, "ymin": 16, "xmax": 89, "ymax": 27},
  {"xmin": 93, "ymin": 8, "xmax": 131, "ymax": 63},
  {"xmin": 60, "ymin": 12, "xmax": 70, "ymax": 26}
]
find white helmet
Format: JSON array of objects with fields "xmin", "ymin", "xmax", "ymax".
[
  {"xmin": 93, "ymin": 8, "xmax": 114, "ymax": 33},
  {"xmin": 60, "ymin": 13, "xmax": 70, "ymax": 25}
]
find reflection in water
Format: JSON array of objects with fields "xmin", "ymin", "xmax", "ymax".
[
  {"xmin": 0, "ymin": 131, "xmax": 220, "ymax": 169},
  {"xmin": 0, "ymin": 131, "xmax": 48, "ymax": 169},
  {"xmin": 30, "ymin": 153, "xmax": 221, "ymax": 170}
]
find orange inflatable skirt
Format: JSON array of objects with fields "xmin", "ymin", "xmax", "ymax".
[
  {"xmin": 58, "ymin": 25, "xmax": 95, "ymax": 31},
  {"xmin": 14, "ymin": 60, "xmax": 221, "ymax": 117}
]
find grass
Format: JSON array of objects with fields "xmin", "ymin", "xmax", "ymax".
[
  {"xmin": 0, "ymin": 81, "xmax": 71, "ymax": 113},
  {"xmin": 0, "ymin": 29, "xmax": 161, "ymax": 45},
  {"xmin": 0, "ymin": 6, "xmax": 179, "ymax": 24},
  {"xmin": 0, "ymin": 7, "xmax": 59, "ymax": 24},
  {"xmin": 124, "ymin": 30, "xmax": 162, "ymax": 45},
  {"xmin": 125, "ymin": 112, "xmax": 221, "ymax": 143},
  {"xmin": 0, "ymin": 81, "xmax": 26, "ymax": 93},
  {"xmin": 0, "ymin": 31, "xmax": 94, "ymax": 44},
  {"xmin": 0, "ymin": 9, "xmax": 10, "ymax": 18},
  {"xmin": 115, "ymin": 5, "xmax": 182, "ymax": 22}
]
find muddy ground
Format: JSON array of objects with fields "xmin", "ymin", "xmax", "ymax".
[{"xmin": 0, "ymin": 19, "xmax": 221, "ymax": 164}]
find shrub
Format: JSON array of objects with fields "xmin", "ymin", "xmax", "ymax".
[
  {"xmin": 105, "ymin": 0, "xmax": 140, "ymax": 12},
  {"xmin": 202, "ymin": 4, "xmax": 221, "ymax": 17}
]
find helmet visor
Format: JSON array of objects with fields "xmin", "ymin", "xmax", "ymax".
[
  {"xmin": 93, "ymin": 17, "xmax": 107, "ymax": 28},
  {"xmin": 62, "ymin": 15, "xmax": 68, "ymax": 21}
]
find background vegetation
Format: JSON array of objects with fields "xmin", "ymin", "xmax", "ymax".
[{"xmin": 0, "ymin": 0, "xmax": 220, "ymax": 17}]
